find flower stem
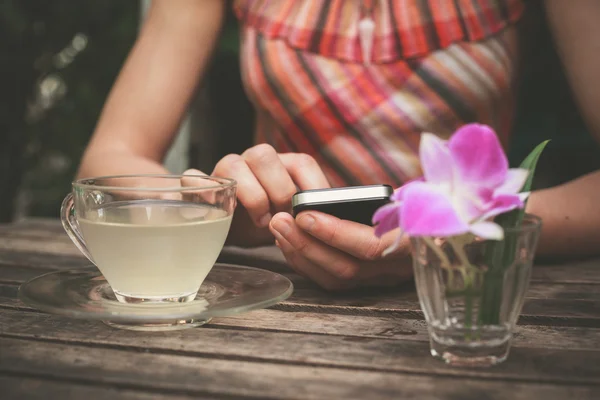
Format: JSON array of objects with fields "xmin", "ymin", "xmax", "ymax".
[
  {"xmin": 422, "ymin": 237, "xmax": 451, "ymax": 268},
  {"xmin": 447, "ymin": 236, "xmax": 478, "ymax": 338}
]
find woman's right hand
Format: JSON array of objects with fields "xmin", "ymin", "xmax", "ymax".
[{"xmin": 186, "ymin": 144, "xmax": 331, "ymax": 247}]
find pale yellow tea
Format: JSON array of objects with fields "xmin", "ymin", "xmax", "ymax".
[{"xmin": 78, "ymin": 201, "xmax": 232, "ymax": 301}]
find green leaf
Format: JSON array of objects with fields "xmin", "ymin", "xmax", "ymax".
[
  {"xmin": 495, "ymin": 140, "xmax": 550, "ymax": 229},
  {"xmin": 478, "ymin": 140, "xmax": 550, "ymax": 325},
  {"xmin": 518, "ymin": 139, "xmax": 551, "ymax": 194}
]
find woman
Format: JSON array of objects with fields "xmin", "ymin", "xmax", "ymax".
[{"xmin": 78, "ymin": 0, "xmax": 600, "ymax": 290}]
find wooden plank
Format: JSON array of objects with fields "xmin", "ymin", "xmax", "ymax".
[
  {"xmin": 1, "ymin": 282, "xmax": 600, "ymax": 351},
  {"xmin": 0, "ymin": 284, "xmax": 29, "ymax": 312},
  {"xmin": 0, "ymin": 264, "xmax": 49, "ymax": 284},
  {"xmin": 1, "ymin": 337, "xmax": 598, "ymax": 400},
  {"xmin": 6, "ymin": 217, "xmax": 65, "ymax": 233},
  {"xmin": 276, "ymin": 297, "xmax": 600, "ymax": 327},
  {"xmin": 0, "ymin": 236, "xmax": 80, "ymax": 257},
  {"xmin": 1, "ymin": 309, "xmax": 600, "ymax": 385},
  {"xmin": 1, "ymin": 269, "xmax": 600, "ymax": 327},
  {"xmin": 0, "ymin": 242, "xmax": 600, "ymax": 301},
  {"xmin": 0, "ymin": 251, "xmax": 85, "ymax": 270},
  {"xmin": 2, "ymin": 249, "xmax": 600, "ymax": 307},
  {"xmin": 212, "ymin": 310, "xmax": 600, "ymax": 351},
  {"xmin": 0, "ymin": 223, "xmax": 598, "ymax": 325},
  {"xmin": 526, "ymin": 282, "xmax": 600, "ymax": 301},
  {"xmin": 532, "ymin": 259, "xmax": 600, "ymax": 284},
  {"xmin": 1, "ymin": 250, "xmax": 599, "ymax": 303},
  {"xmin": 0, "ymin": 375, "xmax": 201, "ymax": 400},
  {"xmin": 0, "ymin": 225, "xmax": 67, "ymax": 240},
  {"xmin": 2, "ymin": 302, "xmax": 600, "ymax": 352}
]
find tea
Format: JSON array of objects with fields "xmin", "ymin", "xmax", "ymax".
[{"xmin": 78, "ymin": 201, "xmax": 232, "ymax": 301}]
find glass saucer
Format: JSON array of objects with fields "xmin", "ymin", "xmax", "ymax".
[{"xmin": 18, "ymin": 263, "xmax": 293, "ymax": 331}]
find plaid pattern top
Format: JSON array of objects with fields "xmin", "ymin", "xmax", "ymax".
[{"xmin": 233, "ymin": 0, "xmax": 526, "ymax": 187}]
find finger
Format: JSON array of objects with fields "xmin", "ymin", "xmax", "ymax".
[
  {"xmin": 181, "ymin": 168, "xmax": 211, "ymax": 188},
  {"xmin": 295, "ymin": 211, "xmax": 408, "ymax": 261},
  {"xmin": 274, "ymin": 236, "xmax": 307, "ymax": 279},
  {"xmin": 278, "ymin": 153, "xmax": 330, "ymax": 190},
  {"xmin": 213, "ymin": 154, "xmax": 271, "ymax": 227},
  {"xmin": 180, "ymin": 168, "xmax": 238, "ymax": 220},
  {"xmin": 274, "ymin": 230, "xmax": 355, "ymax": 291},
  {"xmin": 242, "ymin": 144, "xmax": 297, "ymax": 212},
  {"xmin": 270, "ymin": 212, "xmax": 362, "ymax": 282},
  {"xmin": 180, "ymin": 168, "xmax": 218, "ymax": 204},
  {"xmin": 182, "ymin": 168, "xmax": 207, "ymax": 177}
]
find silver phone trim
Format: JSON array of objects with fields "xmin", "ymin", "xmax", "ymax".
[{"xmin": 292, "ymin": 186, "xmax": 392, "ymax": 208}]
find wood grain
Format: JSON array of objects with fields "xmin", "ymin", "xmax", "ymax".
[
  {"xmin": 2, "ymin": 300, "xmax": 600, "ymax": 352},
  {"xmin": 1, "ymin": 263, "xmax": 600, "ymax": 327},
  {"xmin": 0, "ymin": 251, "xmax": 85, "ymax": 270},
  {"xmin": 0, "ymin": 237, "xmax": 80, "ymax": 257},
  {"xmin": 0, "ymin": 376, "xmax": 202, "ymax": 400},
  {"xmin": 1, "ymin": 309, "xmax": 600, "ymax": 385},
  {"xmin": 2, "ymin": 219, "xmax": 600, "ymax": 399},
  {"xmin": 3, "ymin": 217, "xmax": 66, "ymax": 234},
  {"xmin": 1, "ymin": 337, "xmax": 598, "ymax": 400},
  {"xmin": 2, "ymin": 282, "xmax": 600, "ymax": 351},
  {"xmin": 212, "ymin": 310, "xmax": 600, "ymax": 351}
]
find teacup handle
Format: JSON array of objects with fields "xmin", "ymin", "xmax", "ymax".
[{"xmin": 61, "ymin": 193, "xmax": 94, "ymax": 263}]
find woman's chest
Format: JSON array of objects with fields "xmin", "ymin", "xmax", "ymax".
[{"xmin": 233, "ymin": 0, "xmax": 525, "ymax": 64}]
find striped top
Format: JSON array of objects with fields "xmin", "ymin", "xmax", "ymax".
[{"xmin": 233, "ymin": 0, "xmax": 525, "ymax": 187}]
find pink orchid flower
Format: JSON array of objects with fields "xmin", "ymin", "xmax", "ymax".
[{"xmin": 373, "ymin": 124, "xmax": 529, "ymax": 253}]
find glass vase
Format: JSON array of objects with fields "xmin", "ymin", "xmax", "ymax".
[{"xmin": 410, "ymin": 215, "xmax": 542, "ymax": 367}]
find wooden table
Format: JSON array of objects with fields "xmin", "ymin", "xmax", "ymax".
[{"xmin": 0, "ymin": 219, "xmax": 599, "ymax": 399}]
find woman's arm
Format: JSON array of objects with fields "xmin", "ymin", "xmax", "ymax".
[
  {"xmin": 526, "ymin": 0, "xmax": 600, "ymax": 257},
  {"xmin": 77, "ymin": 0, "xmax": 225, "ymax": 178}
]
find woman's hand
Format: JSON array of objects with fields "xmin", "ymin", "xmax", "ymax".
[
  {"xmin": 269, "ymin": 210, "xmax": 413, "ymax": 291},
  {"xmin": 187, "ymin": 144, "xmax": 331, "ymax": 247},
  {"xmin": 190, "ymin": 143, "xmax": 413, "ymax": 289}
]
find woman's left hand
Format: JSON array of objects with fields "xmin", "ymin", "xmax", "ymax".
[{"xmin": 269, "ymin": 211, "xmax": 413, "ymax": 291}]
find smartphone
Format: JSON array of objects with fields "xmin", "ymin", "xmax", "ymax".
[{"xmin": 291, "ymin": 184, "xmax": 393, "ymax": 226}]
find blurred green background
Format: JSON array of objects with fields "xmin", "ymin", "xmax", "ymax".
[{"xmin": 1, "ymin": 0, "xmax": 599, "ymax": 223}]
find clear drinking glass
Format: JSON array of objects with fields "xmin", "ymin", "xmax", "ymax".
[
  {"xmin": 61, "ymin": 174, "xmax": 236, "ymax": 304},
  {"xmin": 410, "ymin": 215, "xmax": 542, "ymax": 367}
]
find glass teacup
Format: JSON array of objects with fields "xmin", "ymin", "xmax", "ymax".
[{"xmin": 61, "ymin": 174, "xmax": 236, "ymax": 304}]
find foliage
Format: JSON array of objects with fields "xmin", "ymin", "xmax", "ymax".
[{"xmin": 0, "ymin": 0, "xmax": 139, "ymax": 220}]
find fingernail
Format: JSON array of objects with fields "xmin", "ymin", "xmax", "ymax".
[
  {"xmin": 258, "ymin": 213, "xmax": 272, "ymax": 227},
  {"xmin": 271, "ymin": 218, "xmax": 291, "ymax": 237},
  {"xmin": 297, "ymin": 213, "xmax": 316, "ymax": 232}
]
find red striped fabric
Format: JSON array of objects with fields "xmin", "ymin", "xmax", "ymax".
[{"xmin": 233, "ymin": 0, "xmax": 525, "ymax": 187}]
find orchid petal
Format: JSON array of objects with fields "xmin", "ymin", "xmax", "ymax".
[
  {"xmin": 390, "ymin": 178, "xmax": 424, "ymax": 202},
  {"xmin": 420, "ymin": 133, "xmax": 453, "ymax": 184},
  {"xmin": 448, "ymin": 124, "xmax": 508, "ymax": 188},
  {"xmin": 469, "ymin": 221, "xmax": 504, "ymax": 240},
  {"xmin": 494, "ymin": 168, "xmax": 529, "ymax": 195},
  {"xmin": 372, "ymin": 202, "xmax": 401, "ymax": 237},
  {"xmin": 453, "ymin": 186, "xmax": 493, "ymax": 223},
  {"xmin": 400, "ymin": 182, "xmax": 470, "ymax": 237},
  {"xmin": 479, "ymin": 193, "xmax": 525, "ymax": 221}
]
